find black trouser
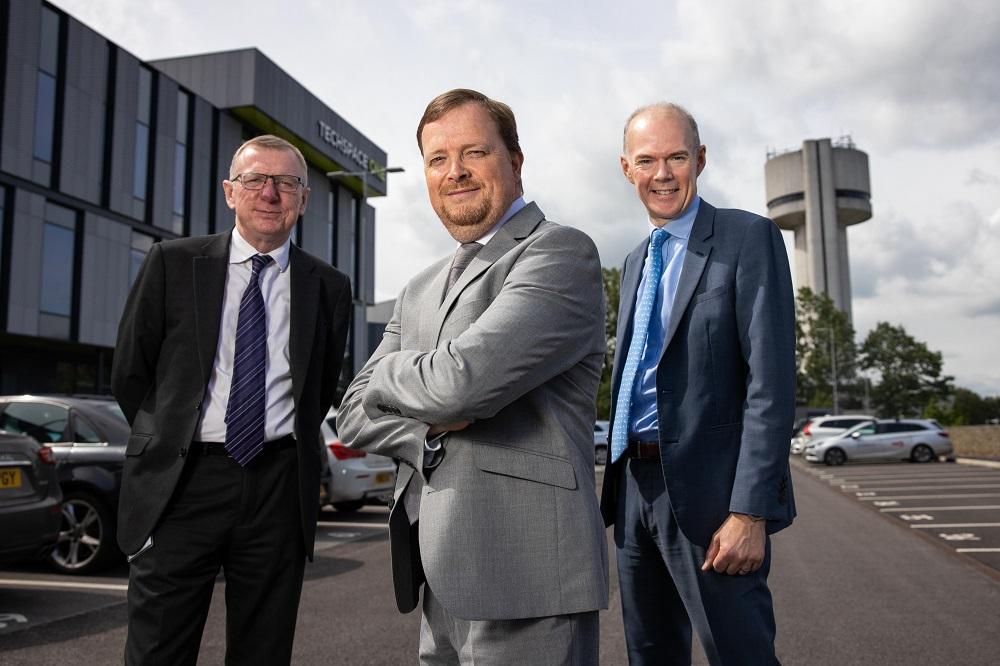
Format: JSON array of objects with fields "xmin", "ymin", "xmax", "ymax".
[{"xmin": 125, "ymin": 440, "xmax": 305, "ymax": 666}]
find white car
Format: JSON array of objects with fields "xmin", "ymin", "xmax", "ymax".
[
  {"xmin": 790, "ymin": 414, "xmax": 875, "ymax": 454},
  {"xmin": 594, "ymin": 420, "xmax": 609, "ymax": 465},
  {"xmin": 803, "ymin": 419, "xmax": 953, "ymax": 466},
  {"xmin": 318, "ymin": 410, "xmax": 395, "ymax": 512}
]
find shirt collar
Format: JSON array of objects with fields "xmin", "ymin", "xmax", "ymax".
[
  {"xmin": 461, "ymin": 196, "xmax": 527, "ymax": 246},
  {"xmin": 647, "ymin": 196, "xmax": 700, "ymax": 241},
  {"xmin": 230, "ymin": 226, "xmax": 291, "ymax": 272}
]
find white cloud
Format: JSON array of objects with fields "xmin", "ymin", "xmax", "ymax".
[{"xmin": 48, "ymin": 0, "xmax": 1000, "ymax": 394}]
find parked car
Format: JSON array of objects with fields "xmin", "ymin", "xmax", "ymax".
[
  {"xmin": 319, "ymin": 409, "xmax": 395, "ymax": 512},
  {"xmin": 0, "ymin": 395, "xmax": 129, "ymax": 574},
  {"xmin": 594, "ymin": 421, "xmax": 609, "ymax": 465},
  {"xmin": 0, "ymin": 432, "xmax": 63, "ymax": 567},
  {"xmin": 803, "ymin": 419, "xmax": 953, "ymax": 466},
  {"xmin": 790, "ymin": 414, "xmax": 875, "ymax": 455}
]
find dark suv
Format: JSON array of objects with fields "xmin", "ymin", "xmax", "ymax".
[{"xmin": 0, "ymin": 395, "xmax": 129, "ymax": 574}]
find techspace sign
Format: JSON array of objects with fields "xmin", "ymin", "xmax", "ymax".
[{"xmin": 317, "ymin": 120, "xmax": 386, "ymax": 180}]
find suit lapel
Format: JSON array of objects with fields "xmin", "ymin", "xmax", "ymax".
[
  {"xmin": 612, "ymin": 239, "xmax": 648, "ymax": 397},
  {"xmin": 661, "ymin": 201, "xmax": 715, "ymax": 356},
  {"xmin": 289, "ymin": 245, "xmax": 320, "ymax": 405},
  {"xmin": 430, "ymin": 202, "xmax": 546, "ymax": 346},
  {"xmin": 193, "ymin": 233, "xmax": 230, "ymax": 389}
]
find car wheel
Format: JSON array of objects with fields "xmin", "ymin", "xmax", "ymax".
[
  {"xmin": 824, "ymin": 448, "xmax": 847, "ymax": 466},
  {"xmin": 595, "ymin": 445, "xmax": 608, "ymax": 466},
  {"xmin": 911, "ymin": 444, "xmax": 935, "ymax": 463},
  {"xmin": 48, "ymin": 490, "xmax": 119, "ymax": 575},
  {"xmin": 332, "ymin": 499, "xmax": 365, "ymax": 513}
]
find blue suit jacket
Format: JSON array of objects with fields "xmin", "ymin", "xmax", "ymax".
[{"xmin": 600, "ymin": 201, "xmax": 796, "ymax": 546}]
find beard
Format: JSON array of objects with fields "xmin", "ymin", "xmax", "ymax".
[{"xmin": 437, "ymin": 190, "xmax": 501, "ymax": 243}]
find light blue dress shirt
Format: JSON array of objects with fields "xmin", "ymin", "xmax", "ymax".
[{"xmin": 628, "ymin": 197, "xmax": 701, "ymax": 438}]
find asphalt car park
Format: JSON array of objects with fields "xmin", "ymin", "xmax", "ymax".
[
  {"xmin": 793, "ymin": 456, "xmax": 1000, "ymax": 575},
  {"xmin": 0, "ymin": 504, "xmax": 391, "ymax": 639}
]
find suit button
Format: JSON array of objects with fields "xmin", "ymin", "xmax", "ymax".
[{"xmin": 179, "ymin": 448, "xmax": 187, "ymax": 457}]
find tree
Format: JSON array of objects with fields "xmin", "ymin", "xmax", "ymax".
[
  {"xmin": 859, "ymin": 322, "xmax": 953, "ymax": 418},
  {"xmin": 794, "ymin": 287, "xmax": 858, "ymax": 409},
  {"xmin": 596, "ymin": 267, "xmax": 620, "ymax": 419}
]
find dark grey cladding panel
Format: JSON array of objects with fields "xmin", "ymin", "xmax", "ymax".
[
  {"xmin": 1, "ymin": 0, "xmax": 41, "ymax": 179},
  {"xmin": 361, "ymin": 202, "xmax": 375, "ymax": 304},
  {"xmin": 214, "ymin": 114, "xmax": 244, "ymax": 233},
  {"xmin": 108, "ymin": 51, "xmax": 141, "ymax": 218},
  {"xmin": 188, "ymin": 96, "xmax": 214, "ymax": 236},
  {"xmin": 150, "ymin": 77, "xmax": 178, "ymax": 233},
  {"xmin": 150, "ymin": 49, "xmax": 388, "ymax": 196},
  {"xmin": 60, "ymin": 17, "xmax": 108, "ymax": 204}
]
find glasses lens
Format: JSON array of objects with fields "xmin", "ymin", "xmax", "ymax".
[
  {"xmin": 273, "ymin": 176, "xmax": 301, "ymax": 192},
  {"xmin": 239, "ymin": 173, "xmax": 266, "ymax": 189}
]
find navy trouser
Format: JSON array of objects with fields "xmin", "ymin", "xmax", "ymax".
[{"xmin": 615, "ymin": 458, "xmax": 779, "ymax": 666}]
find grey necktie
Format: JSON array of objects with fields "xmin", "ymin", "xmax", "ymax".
[{"xmin": 446, "ymin": 242, "xmax": 483, "ymax": 293}]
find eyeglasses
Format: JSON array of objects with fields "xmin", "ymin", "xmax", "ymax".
[{"xmin": 232, "ymin": 172, "xmax": 304, "ymax": 193}]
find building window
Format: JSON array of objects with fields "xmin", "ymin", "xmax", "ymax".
[
  {"xmin": 32, "ymin": 6, "xmax": 61, "ymax": 182},
  {"xmin": 327, "ymin": 189, "xmax": 337, "ymax": 265},
  {"xmin": 130, "ymin": 231, "xmax": 154, "ymax": 285},
  {"xmin": 172, "ymin": 91, "xmax": 190, "ymax": 234},
  {"xmin": 39, "ymin": 202, "xmax": 76, "ymax": 339},
  {"xmin": 133, "ymin": 66, "xmax": 153, "ymax": 206}
]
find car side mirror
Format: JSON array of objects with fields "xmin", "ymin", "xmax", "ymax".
[{"xmin": 851, "ymin": 432, "xmax": 862, "ymax": 439}]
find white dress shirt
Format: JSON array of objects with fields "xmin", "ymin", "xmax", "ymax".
[{"xmin": 195, "ymin": 227, "xmax": 295, "ymax": 442}]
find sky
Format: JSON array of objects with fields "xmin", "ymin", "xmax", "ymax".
[{"xmin": 50, "ymin": 0, "xmax": 1000, "ymax": 396}]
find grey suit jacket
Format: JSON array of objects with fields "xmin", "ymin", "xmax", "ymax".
[
  {"xmin": 601, "ymin": 200, "xmax": 796, "ymax": 546},
  {"xmin": 338, "ymin": 202, "xmax": 609, "ymax": 621},
  {"xmin": 112, "ymin": 232, "xmax": 352, "ymax": 558}
]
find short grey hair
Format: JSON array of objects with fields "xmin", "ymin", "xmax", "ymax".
[
  {"xmin": 622, "ymin": 102, "xmax": 700, "ymax": 154},
  {"xmin": 229, "ymin": 134, "xmax": 308, "ymax": 185}
]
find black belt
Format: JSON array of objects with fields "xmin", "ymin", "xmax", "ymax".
[
  {"xmin": 190, "ymin": 434, "xmax": 296, "ymax": 456},
  {"xmin": 625, "ymin": 439, "xmax": 660, "ymax": 460}
]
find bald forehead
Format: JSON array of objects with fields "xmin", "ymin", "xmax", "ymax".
[{"xmin": 623, "ymin": 108, "xmax": 698, "ymax": 154}]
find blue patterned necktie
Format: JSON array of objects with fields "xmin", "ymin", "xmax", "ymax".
[
  {"xmin": 225, "ymin": 253, "xmax": 274, "ymax": 466},
  {"xmin": 611, "ymin": 228, "xmax": 669, "ymax": 463}
]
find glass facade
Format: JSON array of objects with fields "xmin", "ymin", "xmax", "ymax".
[
  {"xmin": 39, "ymin": 202, "xmax": 76, "ymax": 339},
  {"xmin": 172, "ymin": 91, "xmax": 189, "ymax": 234},
  {"xmin": 132, "ymin": 66, "xmax": 153, "ymax": 205},
  {"xmin": 32, "ymin": 6, "xmax": 60, "ymax": 182},
  {"xmin": 130, "ymin": 231, "xmax": 154, "ymax": 285}
]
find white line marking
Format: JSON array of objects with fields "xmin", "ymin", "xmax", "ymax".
[
  {"xmin": 834, "ymin": 476, "xmax": 1000, "ymax": 486},
  {"xmin": 881, "ymin": 505, "xmax": 1000, "ymax": 512},
  {"xmin": 315, "ymin": 521, "xmax": 389, "ymax": 529},
  {"xmin": 911, "ymin": 523, "xmax": 1000, "ymax": 529},
  {"xmin": 0, "ymin": 578, "xmax": 128, "ymax": 592},
  {"xmin": 847, "ymin": 484, "xmax": 1000, "ymax": 492},
  {"xmin": 860, "ymin": 493, "xmax": 1000, "ymax": 501},
  {"xmin": 955, "ymin": 548, "xmax": 1000, "ymax": 553}
]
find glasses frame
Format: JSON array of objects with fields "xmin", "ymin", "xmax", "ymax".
[{"xmin": 232, "ymin": 172, "xmax": 304, "ymax": 193}]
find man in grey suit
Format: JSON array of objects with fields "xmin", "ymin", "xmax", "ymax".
[
  {"xmin": 338, "ymin": 89, "xmax": 608, "ymax": 664},
  {"xmin": 600, "ymin": 103, "xmax": 795, "ymax": 665}
]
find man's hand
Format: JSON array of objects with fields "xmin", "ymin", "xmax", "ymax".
[
  {"xmin": 701, "ymin": 513, "xmax": 766, "ymax": 576},
  {"xmin": 426, "ymin": 421, "xmax": 471, "ymax": 437}
]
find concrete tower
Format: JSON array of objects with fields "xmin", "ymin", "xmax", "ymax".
[{"xmin": 765, "ymin": 137, "xmax": 872, "ymax": 322}]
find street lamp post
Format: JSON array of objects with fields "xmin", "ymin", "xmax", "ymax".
[{"xmin": 815, "ymin": 327, "xmax": 840, "ymax": 414}]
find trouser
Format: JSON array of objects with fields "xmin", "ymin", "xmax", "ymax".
[
  {"xmin": 615, "ymin": 458, "xmax": 779, "ymax": 666},
  {"xmin": 418, "ymin": 586, "xmax": 599, "ymax": 666},
  {"xmin": 124, "ymin": 441, "xmax": 305, "ymax": 666}
]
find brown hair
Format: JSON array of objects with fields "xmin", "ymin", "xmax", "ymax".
[
  {"xmin": 416, "ymin": 89, "xmax": 521, "ymax": 156},
  {"xmin": 229, "ymin": 134, "xmax": 308, "ymax": 185}
]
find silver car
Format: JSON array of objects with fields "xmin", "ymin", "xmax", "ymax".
[
  {"xmin": 803, "ymin": 419, "xmax": 952, "ymax": 466},
  {"xmin": 594, "ymin": 420, "xmax": 609, "ymax": 465},
  {"xmin": 790, "ymin": 414, "xmax": 875, "ymax": 454},
  {"xmin": 318, "ymin": 409, "xmax": 395, "ymax": 512}
]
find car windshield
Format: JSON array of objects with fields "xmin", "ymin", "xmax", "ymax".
[
  {"xmin": 845, "ymin": 420, "xmax": 876, "ymax": 436},
  {"xmin": 100, "ymin": 402, "xmax": 128, "ymax": 424}
]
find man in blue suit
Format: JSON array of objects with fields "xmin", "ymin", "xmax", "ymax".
[{"xmin": 600, "ymin": 103, "xmax": 796, "ymax": 665}]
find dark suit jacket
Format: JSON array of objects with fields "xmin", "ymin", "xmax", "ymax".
[
  {"xmin": 112, "ymin": 231, "xmax": 351, "ymax": 558},
  {"xmin": 601, "ymin": 201, "xmax": 796, "ymax": 547}
]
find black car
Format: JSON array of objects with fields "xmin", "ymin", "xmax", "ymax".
[
  {"xmin": 0, "ymin": 395, "xmax": 129, "ymax": 574},
  {"xmin": 0, "ymin": 431, "xmax": 63, "ymax": 566}
]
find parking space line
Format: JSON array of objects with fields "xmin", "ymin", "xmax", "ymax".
[
  {"xmin": 860, "ymin": 493, "xmax": 1000, "ymax": 501},
  {"xmin": 316, "ymin": 521, "xmax": 389, "ymax": 529},
  {"xmin": 880, "ymin": 505, "xmax": 1000, "ymax": 512},
  {"xmin": 832, "ymin": 475, "xmax": 1000, "ymax": 486},
  {"xmin": 911, "ymin": 523, "xmax": 1000, "ymax": 529},
  {"xmin": 955, "ymin": 548, "xmax": 1000, "ymax": 553},
  {"xmin": 849, "ymin": 483, "xmax": 1000, "ymax": 492},
  {"xmin": 0, "ymin": 578, "xmax": 128, "ymax": 592}
]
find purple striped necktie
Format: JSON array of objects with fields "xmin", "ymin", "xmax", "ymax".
[{"xmin": 224, "ymin": 253, "xmax": 274, "ymax": 466}]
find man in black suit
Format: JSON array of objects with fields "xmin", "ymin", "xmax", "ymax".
[{"xmin": 112, "ymin": 134, "xmax": 352, "ymax": 665}]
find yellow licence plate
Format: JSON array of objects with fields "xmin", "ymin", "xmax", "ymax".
[
  {"xmin": 0, "ymin": 468, "xmax": 22, "ymax": 489},
  {"xmin": 375, "ymin": 472, "xmax": 393, "ymax": 485}
]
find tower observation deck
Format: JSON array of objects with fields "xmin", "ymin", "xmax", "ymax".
[{"xmin": 765, "ymin": 137, "xmax": 872, "ymax": 322}]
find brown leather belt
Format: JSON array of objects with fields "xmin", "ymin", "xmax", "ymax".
[
  {"xmin": 190, "ymin": 434, "xmax": 296, "ymax": 456},
  {"xmin": 625, "ymin": 439, "xmax": 661, "ymax": 460}
]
